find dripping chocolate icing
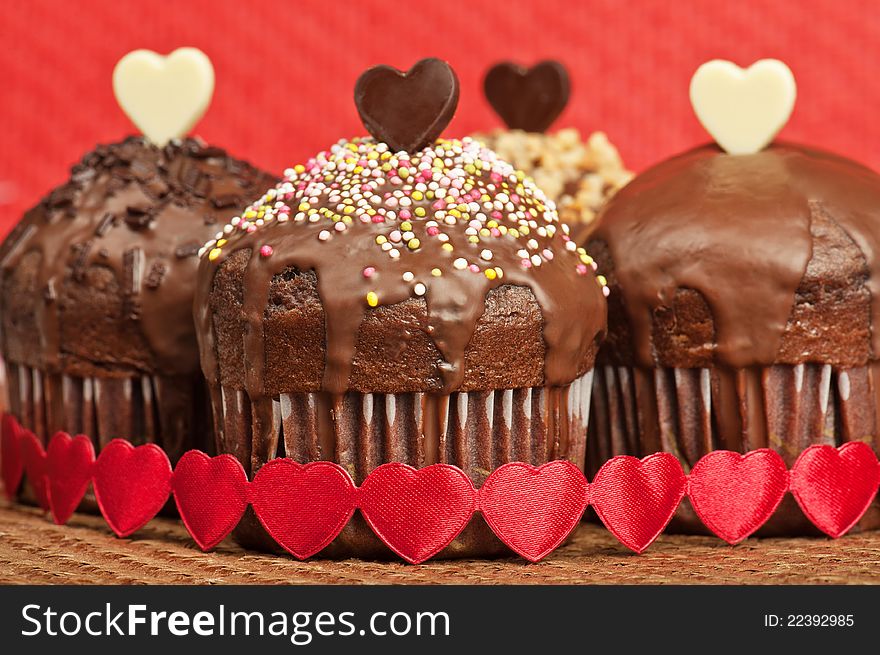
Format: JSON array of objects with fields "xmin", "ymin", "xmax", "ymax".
[
  {"xmin": 0, "ymin": 136, "xmax": 276, "ymax": 377},
  {"xmin": 588, "ymin": 143, "xmax": 880, "ymax": 369},
  {"xmin": 195, "ymin": 137, "xmax": 607, "ymax": 402}
]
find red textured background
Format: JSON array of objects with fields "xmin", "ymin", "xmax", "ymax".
[{"xmin": 2, "ymin": 0, "xmax": 880, "ymax": 233}]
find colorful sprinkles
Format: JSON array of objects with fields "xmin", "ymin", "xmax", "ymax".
[{"xmin": 200, "ymin": 137, "xmax": 608, "ymax": 305}]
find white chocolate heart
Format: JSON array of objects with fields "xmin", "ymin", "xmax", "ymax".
[
  {"xmin": 113, "ymin": 47, "xmax": 214, "ymax": 147},
  {"xmin": 689, "ymin": 59, "xmax": 796, "ymax": 155}
]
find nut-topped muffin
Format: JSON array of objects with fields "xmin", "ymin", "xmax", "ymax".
[
  {"xmin": 196, "ymin": 127, "xmax": 607, "ymax": 556},
  {"xmin": 474, "ymin": 61, "xmax": 632, "ymax": 242},
  {"xmin": 476, "ymin": 129, "xmax": 632, "ymax": 241},
  {"xmin": 0, "ymin": 136, "xmax": 275, "ymax": 459}
]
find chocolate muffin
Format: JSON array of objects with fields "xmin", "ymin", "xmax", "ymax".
[
  {"xmin": 196, "ymin": 136, "xmax": 607, "ymax": 558},
  {"xmin": 585, "ymin": 143, "xmax": 880, "ymax": 535},
  {"xmin": 0, "ymin": 136, "xmax": 275, "ymax": 461}
]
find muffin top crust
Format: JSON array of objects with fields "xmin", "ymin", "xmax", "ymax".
[
  {"xmin": 0, "ymin": 136, "xmax": 275, "ymax": 377},
  {"xmin": 588, "ymin": 143, "xmax": 880, "ymax": 369},
  {"xmin": 196, "ymin": 137, "xmax": 608, "ymax": 396}
]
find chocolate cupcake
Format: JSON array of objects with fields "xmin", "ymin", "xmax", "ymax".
[
  {"xmin": 475, "ymin": 61, "xmax": 632, "ymax": 242},
  {"xmin": 0, "ymin": 136, "xmax": 275, "ymax": 461},
  {"xmin": 586, "ymin": 142, "xmax": 880, "ymax": 534},
  {"xmin": 195, "ymin": 74, "xmax": 607, "ymax": 556}
]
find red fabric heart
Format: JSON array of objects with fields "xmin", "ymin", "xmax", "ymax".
[
  {"xmin": 478, "ymin": 461, "xmax": 588, "ymax": 562},
  {"xmin": 359, "ymin": 463, "xmax": 476, "ymax": 564},
  {"xmin": 591, "ymin": 453, "xmax": 686, "ymax": 553},
  {"xmin": 172, "ymin": 451, "xmax": 249, "ymax": 550},
  {"xmin": 93, "ymin": 439, "xmax": 172, "ymax": 537},
  {"xmin": 19, "ymin": 428, "xmax": 49, "ymax": 510},
  {"xmin": 46, "ymin": 431, "xmax": 95, "ymax": 525},
  {"xmin": 1, "ymin": 414, "xmax": 23, "ymax": 500},
  {"xmin": 790, "ymin": 442, "xmax": 880, "ymax": 538},
  {"xmin": 688, "ymin": 449, "xmax": 789, "ymax": 544},
  {"xmin": 251, "ymin": 459, "xmax": 356, "ymax": 559}
]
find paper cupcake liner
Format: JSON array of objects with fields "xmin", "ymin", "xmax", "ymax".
[
  {"xmin": 588, "ymin": 363, "xmax": 880, "ymax": 534},
  {"xmin": 215, "ymin": 370, "xmax": 594, "ymax": 558},
  {"xmin": 4, "ymin": 361, "xmax": 210, "ymax": 508},
  {"xmin": 5, "ymin": 362, "xmax": 210, "ymax": 456}
]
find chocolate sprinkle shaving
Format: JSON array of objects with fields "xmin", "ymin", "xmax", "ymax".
[
  {"xmin": 47, "ymin": 186, "xmax": 75, "ymax": 209},
  {"xmin": 145, "ymin": 260, "xmax": 168, "ymax": 290},
  {"xmin": 70, "ymin": 239, "xmax": 94, "ymax": 282},
  {"xmin": 354, "ymin": 58, "xmax": 459, "ymax": 153},
  {"xmin": 143, "ymin": 177, "xmax": 170, "ymax": 198},
  {"xmin": 211, "ymin": 194, "xmax": 242, "ymax": 209},
  {"xmin": 180, "ymin": 163, "xmax": 203, "ymax": 191},
  {"xmin": 70, "ymin": 167, "xmax": 97, "ymax": 184},
  {"xmin": 123, "ymin": 247, "xmax": 143, "ymax": 295},
  {"xmin": 484, "ymin": 60, "xmax": 570, "ymax": 133},
  {"xmin": 175, "ymin": 242, "xmax": 201, "ymax": 259},
  {"xmin": 43, "ymin": 279, "xmax": 56, "ymax": 303},
  {"xmin": 191, "ymin": 145, "xmax": 227, "ymax": 159},
  {"xmin": 130, "ymin": 158, "xmax": 155, "ymax": 181},
  {"xmin": 122, "ymin": 247, "xmax": 143, "ymax": 319},
  {"xmin": 0, "ymin": 223, "xmax": 35, "ymax": 268},
  {"xmin": 94, "ymin": 212, "xmax": 117, "ymax": 237},
  {"xmin": 106, "ymin": 177, "xmax": 127, "ymax": 195},
  {"xmin": 162, "ymin": 143, "xmax": 179, "ymax": 161},
  {"xmin": 124, "ymin": 206, "xmax": 153, "ymax": 230}
]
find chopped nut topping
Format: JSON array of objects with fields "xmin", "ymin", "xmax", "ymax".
[{"xmin": 472, "ymin": 128, "xmax": 633, "ymax": 227}]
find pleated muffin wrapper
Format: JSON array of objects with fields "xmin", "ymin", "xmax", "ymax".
[
  {"xmin": 216, "ymin": 370, "xmax": 594, "ymax": 559},
  {"xmin": 588, "ymin": 362, "xmax": 880, "ymax": 535},
  {"xmin": 4, "ymin": 361, "xmax": 211, "ymax": 511}
]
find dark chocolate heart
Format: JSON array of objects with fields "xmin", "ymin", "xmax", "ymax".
[
  {"xmin": 484, "ymin": 60, "xmax": 570, "ymax": 133},
  {"xmin": 354, "ymin": 58, "xmax": 459, "ymax": 153}
]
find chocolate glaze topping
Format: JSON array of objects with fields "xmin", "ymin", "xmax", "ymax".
[
  {"xmin": 0, "ymin": 136, "xmax": 276, "ymax": 376},
  {"xmin": 484, "ymin": 61, "xmax": 570, "ymax": 133},
  {"xmin": 589, "ymin": 143, "xmax": 880, "ymax": 368},
  {"xmin": 195, "ymin": 137, "xmax": 607, "ymax": 400}
]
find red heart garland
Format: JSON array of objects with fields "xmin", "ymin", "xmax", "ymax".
[
  {"xmin": 172, "ymin": 451, "xmax": 249, "ymax": 551},
  {"xmin": 688, "ymin": 449, "xmax": 789, "ymax": 544},
  {"xmin": 359, "ymin": 463, "xmax": 476, "ymax": 564},
  {"xmin": 5, "ymin": 400, "xmax": 880, "ymax": 563},
  {"xmin": 18, "ymin": 429, "xmax": 49, "ymax": 510},
  {"xmin": 46, "ymin": 431, "xmax": 95, "ymax": 525},
  {"xmin": 479, "ymin": 461, "xmax": 588, "ymax": 562},
  {"xmin": 0, "ymin": 414, "xmax": 23, "ymax": 499},
  {"xmin": 790, "ymin": 442, "xmax": 880, "ymax": 538},
  {"xmin": 591, "ymin": 453, "xmax": 687, "ymax": 553},
  {"xmin": 251, "ymin": 459, "xmax": 356, "ymax": 559},
  {"xmin": 93, "ymin": 439, "xmax": 172, "ymax": 537}
]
